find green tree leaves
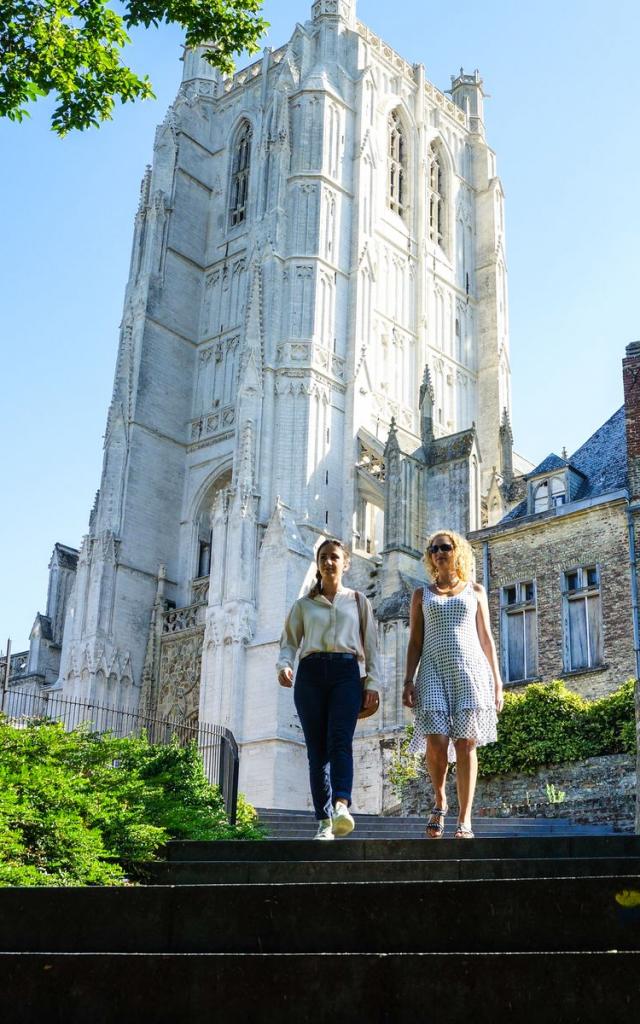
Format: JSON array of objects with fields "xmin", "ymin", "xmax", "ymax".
[{"xmin": 0, "ymin": 0, "xmax": 268, "ymax": 134}]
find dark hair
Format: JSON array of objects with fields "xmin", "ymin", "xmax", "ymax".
[{"xmin": 308, "ymin": 538, "xmax": 350, "ymax": 597}]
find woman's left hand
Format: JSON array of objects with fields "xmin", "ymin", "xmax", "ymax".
[
  {"xmin": 362, "ymin": 688, "xmax": 379, "ymax": 711},
  {"xmin": 495, "ymin": 685, "xmax": 504, "ymax": 713}
]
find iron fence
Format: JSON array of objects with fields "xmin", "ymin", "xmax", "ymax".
[{"xmin": 2, "ymin": 688, "xmax": 239, "ymax": 824}]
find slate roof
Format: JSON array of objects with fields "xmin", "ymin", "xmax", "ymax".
[
  {"xmin": 526, "ymin": 453, "xmax": 575, "ymax": 479},
  {"xmin": 501, "ymin": 406, "xmax": 627, "ymax": 524}
]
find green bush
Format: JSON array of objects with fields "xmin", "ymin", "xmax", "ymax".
[
  {"xmin": 478, "ymin": 679, "xmax": 636, "ymax": 777},
  {"xmin": 0, "ymin": 718, "xmax": 264, "ymax": 887},
  {"xmin": 389, "ymin": 679, "xmax": 637, "ymax": 792}
]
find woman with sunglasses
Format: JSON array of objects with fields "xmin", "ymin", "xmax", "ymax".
[
  {"xmin": 276, "ymin": 538, "xmax": 381, "ymax": 840},
  {"xmin": 402, "ymin": 530, "xmax": 503, "ymax": 838}
]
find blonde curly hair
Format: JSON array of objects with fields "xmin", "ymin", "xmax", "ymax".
[{"xmin": 423, "ymin": 529, "xmax": 474, "ymax": 583}]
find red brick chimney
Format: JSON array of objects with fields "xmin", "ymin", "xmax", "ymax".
[{"xmin": 623, "ymin": 341, "xmax": 640, "ymax": 501}]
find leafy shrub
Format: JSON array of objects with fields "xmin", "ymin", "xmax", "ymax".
[
  {"xmin": 0, "ymin": 718, "xmax": 263, "ymax": 887},
  {"xmin": 389, "ymin": 679, "xmax": 637, "ymax": 791},
  {"xmin": 478, "ymin": 679, "xmax": 636, "ymax": 777}
]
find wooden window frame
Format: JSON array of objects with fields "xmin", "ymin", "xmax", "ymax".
[
  {"xmin": 562, "ymin": 565, "xmax": 603, "ymax": 672},
  {"xmin": 500, "ymin": 580, "xmax": 538, "ymax": 684},
  {"xmin": 532, "ymin": 474, "xmax": 567, "ymax": 514}
]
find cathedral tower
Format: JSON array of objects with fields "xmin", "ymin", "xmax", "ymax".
[{"xmin": 57, "ymin": 0, "xmax": 513, "ymax": 810}]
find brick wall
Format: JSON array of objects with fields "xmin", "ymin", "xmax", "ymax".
[
  {"xmin": 472, "ymin": 499, "xmax": 636, "ymax": 698},
  {"xmin": 623, "ymin": 341, "xmax": 640, "ymax": 500}
]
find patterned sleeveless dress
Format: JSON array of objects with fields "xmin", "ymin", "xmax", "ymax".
[{"xmin": 408, "ymin": 582, "xmax": 498, "ymax": 761}]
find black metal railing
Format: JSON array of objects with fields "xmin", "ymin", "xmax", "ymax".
[{"xmin": 2, "ymin": 688, "xmax": 239, "ymax": 824}]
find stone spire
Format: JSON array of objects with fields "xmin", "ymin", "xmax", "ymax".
[
  {"xmin": 419, "ymin": 365, "xmax": 435, "ymax": 450},
  {"xmin": 499, "ymin": 406, "xmax": 514, "ymax": 485},
  {"xmin": 383, "ymin": 419, "xmax": 402, "ymax": 551},
  {"xmin": 181, "ymin": 44, "xmax": 221, "ymax": 87},
  {"xmin": 450, "ymin": 68, "xmax": 486, "ymax": 136},
  {"xmin": 312, "ymin": 0, "xmax": 357, "ymax": 26}
]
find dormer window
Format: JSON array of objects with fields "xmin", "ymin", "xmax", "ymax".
[{"xmin": 532, "ymin": 475, "xmax": 566, "ymax": 514}]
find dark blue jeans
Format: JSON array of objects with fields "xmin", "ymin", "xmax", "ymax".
[{"xmin": 294, "ymin": 653, "xmax": 362, "ymax": 820}]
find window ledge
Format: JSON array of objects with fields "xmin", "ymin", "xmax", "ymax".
[
  {"xmin": 560, "ymin": 664, "xmax": 609, "ymax": 680},
  {"xmin": 504, "ymin": 676, "xmax": 543, "ymax": 688}
]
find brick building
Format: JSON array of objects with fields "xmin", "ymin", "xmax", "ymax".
[{"xmin": 469, "ymin": 343, "xmax": 640, "ymax": 699}]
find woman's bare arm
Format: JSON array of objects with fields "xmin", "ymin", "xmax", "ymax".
[{"xmin": 402, "ymin": 588, "xmax": 424, "ymax": 709}]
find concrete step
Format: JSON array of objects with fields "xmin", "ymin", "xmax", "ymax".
[
  {"xmin": 1, "ymin": 951, "xmax": 638, "ymax": 1024},
  {"xmin": 255, "ymin": 808, "xmax": 619, "ymax": 839},
  {"xmin": 3, "ymin": 874, "xmax": 640, "ymax": 954},
  {"xmin": 163, "ymin": 834, "xmax": 640, "ymax": 862},
  {"xmin": 258, "ymin": 826, "xmax": 612, "ymax": 840},
  {"xmin": 136, "ymin": 854, "xmax": 640, "ymax": 885}
]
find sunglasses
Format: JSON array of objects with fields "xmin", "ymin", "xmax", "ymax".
[{"xmin": 429, "ymin": 543, "xmax": 453, "ymax": 554}]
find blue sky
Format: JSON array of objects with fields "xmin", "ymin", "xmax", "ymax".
[{"xmin": 1, "ymin": 0, "xmax": 638, "ymax": 652}]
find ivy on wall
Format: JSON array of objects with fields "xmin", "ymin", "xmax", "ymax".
[{"xmin": 389, "ymin": 680, "xmax": 637, "ymax": 793}]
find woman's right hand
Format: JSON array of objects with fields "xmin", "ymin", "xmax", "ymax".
[
  {"xmin": 278, "ymin": 667, "xmax": 293, "ymax": 688},
  {"xmin": 402, "ymin": 681, "xmax": 416, "ymax": 708}
]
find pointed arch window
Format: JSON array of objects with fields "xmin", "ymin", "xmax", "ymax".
[
  {"xmin": 229, "ymin": 121, "xmax": 252, "ymax": 227},
  {"xmin": 388, "ymin": 111, "xmax": 406, "ymax": 218},
  {"xmin": 429, "ymin": 144, "xmax": 445, "ymax": 245}
]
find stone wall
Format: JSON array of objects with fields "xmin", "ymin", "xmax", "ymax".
[{"xmin": 400, "ymin": 753, "xmax": 636, "ymax": 832}]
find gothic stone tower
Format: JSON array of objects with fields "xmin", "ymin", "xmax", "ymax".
[{"xmin": 57, "ymin": 0, "xmax": 513, "ymax": 811}]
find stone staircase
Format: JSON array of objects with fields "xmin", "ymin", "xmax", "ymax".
[
  {"xmin": 256, "ymin": 806, "xmax": 621, "ymax": 840},
  {"xmin": 1, "ymin": 817, "xmax": 639, "ymax": 1022}
]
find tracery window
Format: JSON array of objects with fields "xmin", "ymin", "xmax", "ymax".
[
  {"xmin": 429, "ymin": 144, "xmax": 445, "ymax": 245},
  {"xmin": 387, "ymin": 111, "xmax": 406, "ymax": 217},
  {"xmin": 229, "ymin": 121, "xmax": 252, "ymax": 227}
]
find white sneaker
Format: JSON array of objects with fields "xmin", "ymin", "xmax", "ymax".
[
  {"xmin": 332, "ymin": 803, "xmax": 355, "ymax": 837},
  {"xmin": 314, "ymin": 819, "xmax": 334, "ymax": 841}
]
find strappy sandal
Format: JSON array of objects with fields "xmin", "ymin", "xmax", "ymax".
[
  {"xmin": 426, "ymin": 806, "xmax": 447, "ymax": 839},
  {"xmin": 454, "ymin": 823, "xmax": 475, "ymax": 839}
]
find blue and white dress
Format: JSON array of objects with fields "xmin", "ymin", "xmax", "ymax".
[{"xmin": 408, "ymin": 582, "xmax": 497, "ymax": 760}]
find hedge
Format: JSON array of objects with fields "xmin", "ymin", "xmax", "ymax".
[
  {"xmin": 0, "ymin": 718, "xmax": 263, "ymax": 887},
  {"xmin": 389, "ymin": 679, "xmax": 637, "ymax": 792}
]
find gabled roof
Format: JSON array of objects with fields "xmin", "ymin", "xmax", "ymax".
[
  {"xmin": 500, "ymin": 406, "xmax": 628, "ymax": 524},
  {"xmin": 526, "ymin": 453, "xmax": 574, "ymax": 479}
]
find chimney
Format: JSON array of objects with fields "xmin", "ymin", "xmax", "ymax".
[{"xmin": 623, "ymin": 341, "xmax": 640, "ymax": 501}]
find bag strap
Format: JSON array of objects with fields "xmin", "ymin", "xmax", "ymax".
[{"xmin": 354, "ymin": 591, "xmax": 366, "ymax": 658}]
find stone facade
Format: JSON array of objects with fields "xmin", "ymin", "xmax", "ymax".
[
  {"xmin": 401, "ymin": 753, "xmax": 636, "ymax": 832},
  {"xmin": 473, "ymin": 495, "xmax": 635, "ymax": 698},
  {"xmin": 470, "ymin": 347, "xmax": 640, "ymax": 703},
  {"xmin": 18, "ymin": 0, "xmax": 529, "ymax": 813}
]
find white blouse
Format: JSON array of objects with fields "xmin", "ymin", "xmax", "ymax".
[{"xmin": 277, "ymin": 587, "xmax": 383, "ymax": 691}]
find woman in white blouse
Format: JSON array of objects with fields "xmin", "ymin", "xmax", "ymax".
[{"xmin": 277, "ymin": 538, "xmax": 381, "ymax": 840}]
